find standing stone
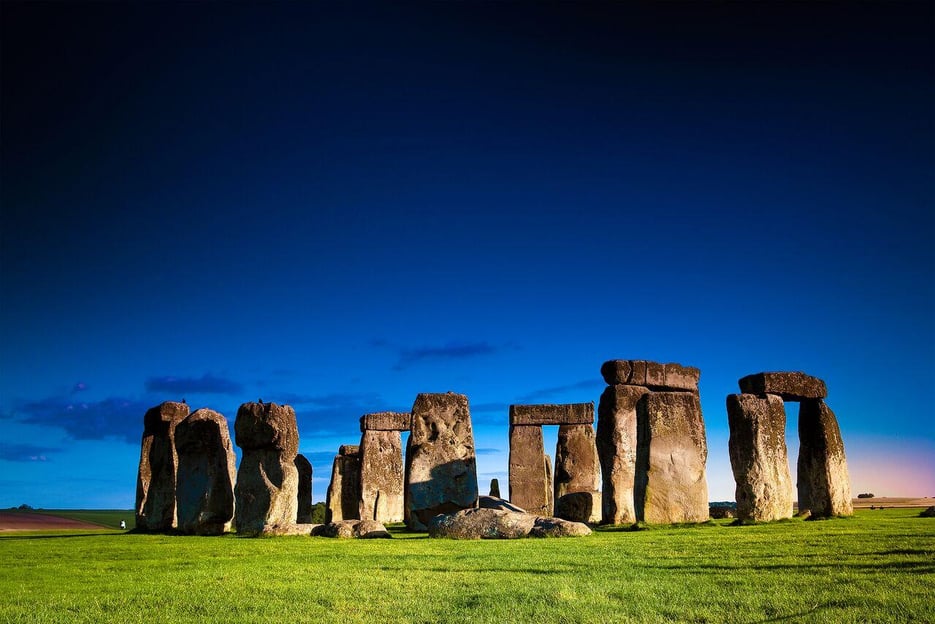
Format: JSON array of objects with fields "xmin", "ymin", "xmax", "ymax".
[
  {"xmin": 234, "ymin": 402, "xmax": 299, "ymax": 535},
  {"xmin": 797, "ymin": 399, "xmax": 852, "ymax": 517},
  {"xmin": 294, "ymin": 454, "xmax": 313, "ymax": 524},
  {"xmin": 489, "ymin": 479, "xmax": 501, "ymax": 498},
  {"xmin": 544, "ymin": 453, "xmax": 554, "ymax": 515},
  {"xmin": 635, "ymin": 392, "xmax": 709, "ymax": 523},
  {"xmin": 135, "ymin": 401, "xmax": 190, "ymax": 531},
  {"xmin": 326, "ymin": 445, "xmax": 361, "ymax": 522},
  {"xmin": 596, "ymin": 384, "xmax": 649, "ymax": 524},
  {"xmin": 508, "ymin": 425, "xmax": 551, "ymax": 516},
  {"xmin": 175, "ymin": 409, "xmax": 237, "ymax": 535},
  {"xmin": 726, "ymin": 394, "xmax": 793, "ymax": 522},
  {"xmin": 404, "ymin": 392, "xmax": 478, "ymax": 530},
  {"xmin": 358, "ymin": 430, "xmax": 404, "ymax": 523},
  {"xmin": 553, "ymin": 423, "xmax": 601, "ymax": 523}
]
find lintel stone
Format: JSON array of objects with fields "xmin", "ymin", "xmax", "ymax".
[
  {"xmin": 360, "ymin": 411, "xmax": 411, "ymax": 432},
  {"xmin": 339, "ymin": 444, "xmax": 360, "ymax": 456},
  {"xmin": 738, "ymin": 372, "xmax": 827, "ymax": 401},
  {"xmin": 509, "ymin": 403, "xmax": 594, "ymax": 426},
  {"xmin": 600, "ymin": 360, "xmax": 700, "ymax": 392}
]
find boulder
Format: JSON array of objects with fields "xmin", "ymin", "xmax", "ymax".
[
  {"xmin": 404, "ymin": 392, "xmax": 478, "ymax": 530},
  {"xmin": 174, "ymin": 408, "xmax": 237, "ymax": 535},
  {"xmin": 258, "ymin": 523, "xmax": 319, "ymax": 536},
  {"xmin": 600, "ymin": 360, "xmax": 700, "ymax": 392},
  {"xmin": 553, "ymin": 424, "xmax": 601, "ymax": 522},
  {"xmin": 727, "ymin": 394, "xmax": 794, "ymax": 522},
  {"xmin": 709, "ymin": 505, "xmax": 735, "ymax": 519},
  {"xmin": 509, "ymin": 403, "xmax": 594, "ymax": 426},
  {"xmin": 738, "ymin": 372, "xmax": 827, "ymax": 401},
  {"xmin": 635, "ymin": 392, "xmax": 709, "ymax": 523},
  {"xmin": 428, "ymin": 508, "xmax": 538, "ymax": 539},
  {"xmin": 135, "ymin": 401, "xmax": 190, "ymax": 531},
  {"xmin": 326, "ymin": 445, "xmax": 361, "ymax": 522},
  {"xmin": 508, "ymin": 424, "xmax": 551, "ymax": 515},
  {"xmin": 478, "ymin": 495, "xmax": 526, "ymax": 513},
  {"xmin": 314, "ymin": 519, "xmax": 392, "ymax": 538},
  {"xmin": 529, "ymin": 516, "xmax": 592, "ymax": 537},
  {"xmin": 554, "ymin": 491, "xmax": 601, "ymax": 524},
  {"xmin": 596, "ymin": 384, "xmax": 649, "ymax": 524},
  {"xmin": 797, "ymin": 399, "xmax": 852, "ymax": 517},
  {"xmin": 294, "ymin": 454, "xmax": 313, "ymax": 524},
  {"xmin": 358, "ymin": 429, "xmax": 404, "ymax": 523},
  {"xmin": 359, "ymin": 411, "xmax": 411, "ymax": 432}
]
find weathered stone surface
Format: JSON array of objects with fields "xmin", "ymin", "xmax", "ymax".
[
  {"xmin": 554, "ymin": 424, "xmax": 601, "ymax": 522},
  {"xmin": 489, "ymin": 478, "xmax": 500, "ymax": 498},
  {"xmin": 509, "ymin": 403, "xmax": 594, "ymax": 426},
  {"xmin": 428, "ymin": 508, "xmax": 539, "ymax": 539},
  {"xmin": 326, "ymin": 447, "xmax": 361, "ymax": 522},
  {"xmin": 478, "ymin": 495, "xmax": 526, "ymax": 513},
  {"xmin": 233, "ymin": 402, "xmax": 299, "ymax": 535},
  {"xmin": 554, "ymin": 491, "xmax": 601, "ymax": 524},
  {"xmin": 529, "ymin": 516, "xmax": 591, "ymax": 537},
  {"xmin": 175, "ymin": 409, "xmax": 236, "ymax": 535},
  {"xmin": 797, "ymin": 399, "xmax": 852, "ymax": 517},
  {"xmin": 294, "ymin": 454, "xmax": 313, "ymax": 524},
  {"xmin": 359, "ymin": 411, "xmax": 411, "ymax": 432},
  {"xmin": 259, "ymin": 523, "xmax": 319, "ymax": 536},
  {"xmin": 135, "ymin": 401, "xmax": 190, "ymax": 531},
  {"xmin": 596, "ymin": 384, "xmax": 649, "ymax": 524},
  {"xmin": 738, "ymin": 372, "xmax": 827, "ymax": 401},
  {"xmin": 234, "ymin": 402, "xmax": 299, "ymax": 454},
  {"xmin": 358, "ymin": 429, "xmax": 404, "ymax": 523},
  {"xmin": 727, "ymin": 394, "xmax": 794, "ymax": 522},
  {"xmin": 600, "ymin": 360, "xmax": 700, "ymax": 392},
  {"xmin": 404, "ymin": 392, "xmax": 478, "ymax": 530},
  {"xmin": 635, "ymin": 392, "xmax": 709, "ymax": 523},
  {"xmin": 314, "ymin": 519, "xmax": 392, "ymax": 538},
  {"xmin": 508, "ymin": 425, "xmax": 551, "ymax": 516}
]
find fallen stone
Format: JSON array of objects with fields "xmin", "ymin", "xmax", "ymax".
[
  {"xmin": 175, "ymin": 408, "xmax": 237, "ymax": 535},
  {"xmin": 554, "ymin": 424, "xmax": 601, "ymax": 522},
  {"xmin": 509, "ymin": 403, "xmax": 594, "ymax": 426},
  {"xmin": 529, "ymin": 516, "xmax": 591, "ymax": 537},
  {"xmin": 738, "ymin": 372, "xmax": 828, "ymax": 401},
  {"xmin": 709, "ymin": 504, "xmax": 736, "ymax": 519},
  {"xmin": 314, "ymin": 519, "xmax": 392, "ymax": 538},
  {"xmin": 404, "ymin": 392, "xmax": 478, "ymax": 530},
  {"xmin": 135, "ymin": 401, "xmax": 190, "ymax": 532},
  {"xmin": 596, "ymin": 384, "xmax": 649, "ymax": 524},
  {"xmin": 797, "ymin": 399, "xmax": 852, "ymax": 517},
  {"xmin": 358, "ymin": 429, "xmax": 404, "ymax": 523},
  {"xmin": 508, "ymin": 424, "xmax": 551, "ymax": 515},
  {"xmin": 554, "ymin": 491, "xmax": 601, "ymax": 524},
  {"xmin": 258, "ymin": 523, "xmax": 320, "ymax": 536},
  {"xmin": 727, "ymin": 393, "xmax": 794, "ymax": 522},
  {"xmin": 478, "ymin": 495, "xmax": 526, "ymax": 513},
  {"xmin": 428, "ymin": 508, "xmax": 538, "ymax": 539},
  {"xmin": 635, "ymin": 392, "xmax": 709, "ymax": 524},
  {"xmin": 294, "ymin": 454, "xmax": 313, "ymax": 523},
  {"xmin": 359, "ymin": 411, "xmax": 411, "ymax": 432},
  {"xmin": 326, "ymin": 445, "xmax": 361, "ymax": 522},
  {"xmin": 600, "ymin": 360, "xmax": 700, "ymax": 392}
]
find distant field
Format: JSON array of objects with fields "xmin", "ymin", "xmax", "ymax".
[
  {"xmin": 1, "ymin": 508, "xmax": 932, "ymax": 623},
  {"xmin": 0, "ymin": 509, "xmax": 133, "ymax": 530}
]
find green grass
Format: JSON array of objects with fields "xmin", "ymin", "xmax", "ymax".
[{"xmin": 1, "ymin": 509, "xmax": 932, "ymax": 623}]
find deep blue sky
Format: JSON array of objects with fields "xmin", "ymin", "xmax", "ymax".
[{"xmin": 2, "ymin": 1, "xmax": 932, "ymax": 508}]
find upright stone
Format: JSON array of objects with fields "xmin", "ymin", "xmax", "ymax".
[
  {"xmin": 553, "ymin": 423, "xmax": 601, "ymax": 522},
  {"xmin": 544, "ymin": 453, "xmax": 554, "ymax": 515},
  {"xmin": 404, "ymin": 392, "xmax": 478, "ymax": 530},
  {"xmin": 326, "ymin": 445, "xmax": 361, "ymax": 522},
  {"xmin": 726, "ymin": 394, "xmax": 793, "ymax": 522},
  {"xmin": 508, "ymin": 425, "xmax": 551, "ymax": 515},
  {"xmin": 797, "ymin": 399, "xmax": 852, "ymax": 517},
  {"xmin": 489, "ymin": 479, "xmax": 501, "ymax": 498},
  {"xmin": 635, "ymin": 392, "xmax": 709, "ymax": 523},
  {"xmin": 294, "ymin": 454, "xmax": 313, "ymax": 524},
  {"xmin": 135, "ymin": 401, "xmax": 190, "ymax": 531},
  {"xmin": 234, "ymin": 402, "xmax": 299, "ymax": 535},
  {"xmin": 358, "ymin": 430, "xmax": 404, "ymax": 523},
  {"xmin": 175, "ymin": 408, "xmax": 237, "ymax": 535},
  {"xmin": 596, "ymin": 384, "xmax": 649, "ymax": 524}
]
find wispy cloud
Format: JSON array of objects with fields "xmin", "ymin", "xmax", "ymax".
[
  {"xmin": 373, "ymin": 339, "xmax": 506, "ymax": 370},
  {"xmin": 517, "ymin": 379, "xmax": 601, "ymax": 403},
  {"xmin": 0, "ymin": 442, "xmax": 61, "ymax": 462},
  {"xmin": 475, "ymin": 447, "xmax": 502, "ymax": 455},
  {"xmin": 11, "ymin": 396, "xmax": 150, "ymax": 444},
  {"xmin": 145, "ymin": 373, "xmax": 243, "ymax": 396}
]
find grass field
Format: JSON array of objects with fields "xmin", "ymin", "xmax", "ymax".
[
  {"xmin": 33, "ymin": 509, "xmax": 135, "ymax": 530},
  {"xmin": 1, "ymin": 508, "xmax": 932, "ymax": 623}
]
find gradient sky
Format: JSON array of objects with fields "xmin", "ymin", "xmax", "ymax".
[{"xmin": 1, "ymin": 1, "xmax": 932, "ymax": 509}]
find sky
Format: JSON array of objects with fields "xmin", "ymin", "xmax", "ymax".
[{"xmin": 1, "ymin": 1, "xmax": 932, "ymax": 509}]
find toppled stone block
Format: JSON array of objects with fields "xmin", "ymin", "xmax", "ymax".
[
  {"xmin": 258, "ymin": 523, "xmax": 320, "ymax": 536},
  {"xmin": 136, "ymin": 401, "xmax": 190, "ymax": 532},
  {"xmin": 404, "ymin": 392, "xmax": 478, "ymax": 530},
  {"xmin": 478, "ymin": 495, "xmax": 526, "ymax": 513},
  {"xmin": 314, "ymin": 519, "xmax": 392, "ymax": 538},
  {"xmin": 635, "ymin": 392, "xmax": 709, "ymax": 524},
  {"xmin": 428, "ymin": 508, "xmax": 538, "ymax": 539},
  {"xmin": 509, "ymin": 403, "xmax": 594, "ymax": 426},
  {"xmin": 358, "ymin": 429, "xmax": 404, "ymax": 523},
  {"xmin": 529, "ymin": 516, "xmax": 591, "ymax": 538},
  {"xmin": 727, "ymin": 394, "xmax": 793, "ymax": 522},
  {"xmin": 359, "ymin": 411, "xmax": 411, "ymax": 432},
  {"xmin": 294, "ymin": 454, "xmax": 313, "ymax": 524},
  {"xmin": 738, "ymin": 372, "xmax": 827, "ymax": 401},
  {"xmin": 326, "ymin": 445, "xmax": 361, "ymax": 522},
  {"xmin": 596, "ymin": 384, "xmax": 649, "ymax": 524},
  {"xmin": 175, "ymin": 408, "xmax": 237, "ymax": 535},
  {"xmin": 600, "ymin": 360, "xmax": 700, "ymax": 392},
  {"xmin": 797, "ymin": 399, "xmax": 852, "ymax": 517},
  {"xmin": 554, "ymin": 491, "xmax": 601, "ymax": 524},
  {"xmin": 508, "ymin": 424, "xmax": 551, "ymax": 516},
  {"xmin": 553, "ymin": 424, "xmax": 601, "ymax": 522}
]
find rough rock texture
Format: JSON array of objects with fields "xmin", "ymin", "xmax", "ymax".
[
  {"xmin": 509, "ymin": 403, "xmax": 594, "ymax": 426},
  {"xmin": 404, "ymin": 392, "xmax": 478, "ymax": 530},
  {"xmin": 596, "ymin": 384, "xmax": 649, "ymax": 524},
  {"xmin": 709, "ymin": 505, "xmax": 736, "ymax": 519},
  {"xmin": 314, "ymin": 519, "xmax": 392, "ymax": 538},
  {"xmin": 358, "ymin": 429, "xmax": 404, "ymax": 523},
  {"xmin": 544, "ymin": 453, "xmax": 553, "ymax": 515},
  {"xmin": 600, "ymin": 360, "xmax": 700, "ymax": 392},
  {"xmin": 174, "ymin": 409, "xmax": 237, "ymax": 535},
  {"xmin": 294, "ymin": 454, "xmax": 313, "ymax": 524},
  {"xmin": 258, "ymin": 523, "xmax": 320, "ymax": 536},
  {"xmin": 554, "ymin": 424, "xmax": 601, "ymax": 522},
  {"xmin": 326, "ymin": 446, "xmax": 361, "ymax": 522},
  {"xmin": 738, "ymin": 372, "xmax": 827, "ymax": 401},
  {"xmin": 135, "ymin": 401, "xmax": 190, "ymax": 531},
  {"xmin": 428, "ymin": 508, "xmax": 538, "ymax": 539},
  {"xmin": 554, "ymin": 491, "xmax": 602, "ymax": 524},
  {"xmin": 529, "ymin": 516, "xmax": 592, "ymax": 537},
  {"xmin": 727, "ymin": 394, "xmax": 794, "ymax": 522},
  {"xmin": 508, "ymin": 425, "xmax": 551, "ymax": 516},
  {"xmin": 797, "ymin": 399, "xmax": 852, "ymax": 517},
  {"xmin": 359, "ymin": 411, "xmax": 411, "ymax": 432},
  {"xmin": 489, "ymin": 478, "xmax": 501, "ymax": 498},
  {"xmin": 635, "ymin": 392, "xmax": 709, "ymax": 523},
  {"xmin": 478, "ymin": 495, "xmax": 526, "ymax": 513},
  {"xmin": 233, "ymin": 402, "xmax": 299, "ymax": 535}
]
